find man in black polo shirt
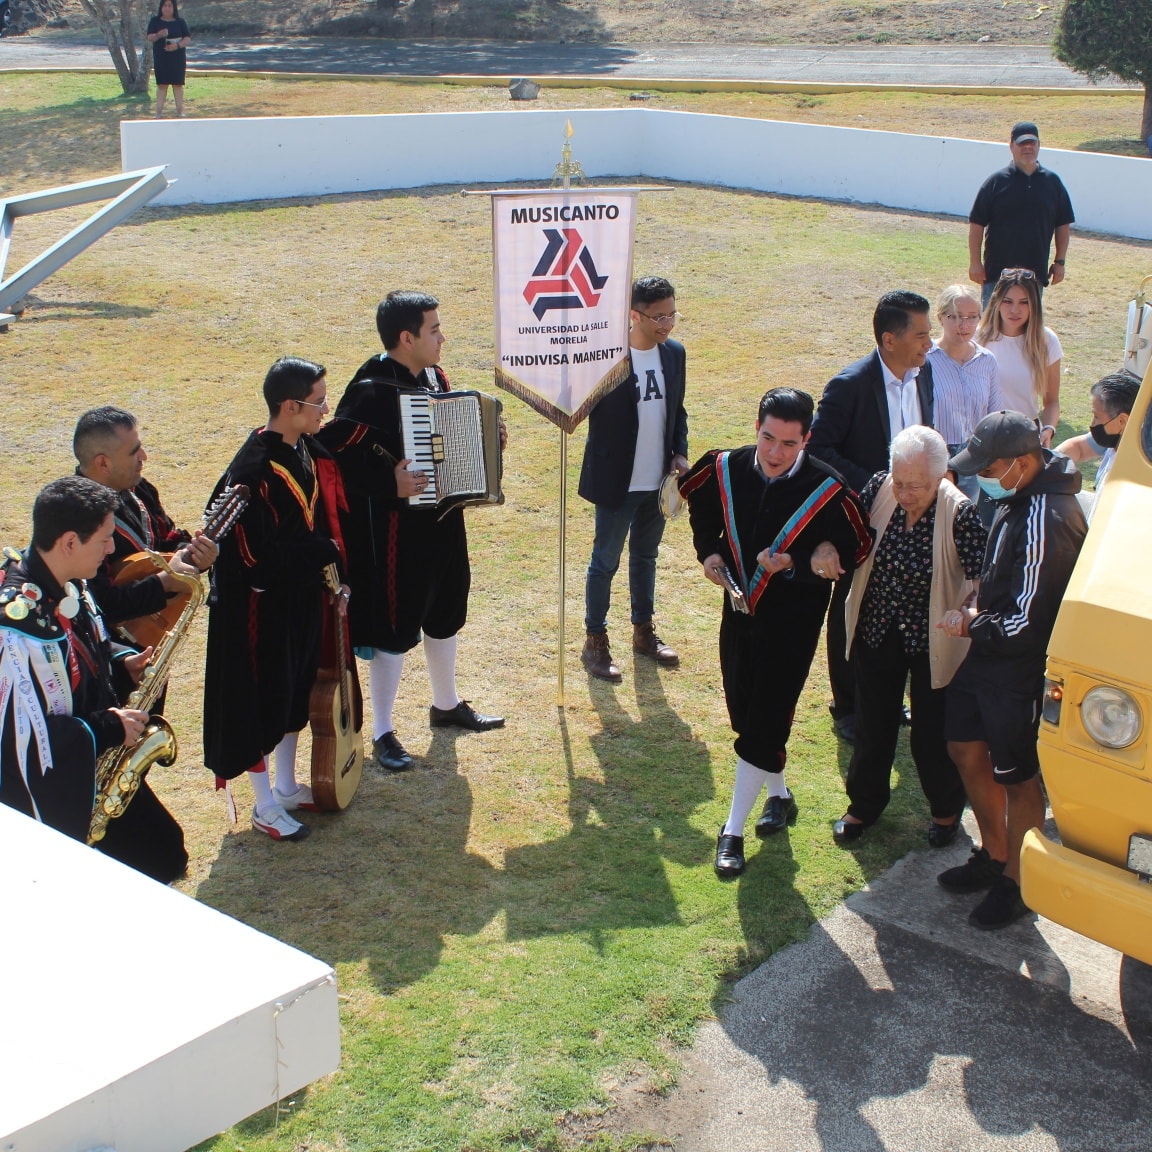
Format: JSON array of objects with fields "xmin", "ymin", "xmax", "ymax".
[{"xmin": 968, "ymin": 121, "xmax": 1074, "ymax": 307}]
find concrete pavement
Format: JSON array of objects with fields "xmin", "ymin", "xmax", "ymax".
[
  {"xmin": 600, "ymin": 816, "xmax": 1152, "ymax": 1150},
  {"xmin": 0, "ymin": 35, "xmax": 1132, "ymax": 88}
]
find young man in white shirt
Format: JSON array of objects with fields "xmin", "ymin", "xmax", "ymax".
[{"xmin": 578, "ymin": 276, "xmax": 690, "ymax": 683}]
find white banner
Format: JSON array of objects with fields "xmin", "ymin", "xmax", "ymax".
[{"xmin": 492, "ymin": 190, "xmax": 637, "ymax": 433}]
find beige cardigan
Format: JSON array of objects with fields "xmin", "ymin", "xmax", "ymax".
[{"xmin": 844, "ymin": 476, "xmax": 975, "ymax": 689}]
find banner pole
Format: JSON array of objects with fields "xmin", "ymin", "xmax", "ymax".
[
  {"xmin": 557, "ymin": 428, "xmax": 567, "ymax": 709},
  {"xmin": 555, "ymin": 122, "xmax": 579, "ymax": 712}
]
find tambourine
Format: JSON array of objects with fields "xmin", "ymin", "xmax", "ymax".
[{"xmin": 658, "ymin": 470, "xmax": 684, "ymax": 520}]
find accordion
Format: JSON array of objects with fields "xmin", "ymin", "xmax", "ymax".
[{"xmin": 398, "ymin": 389, "xmax": 505, "ymax": 512}]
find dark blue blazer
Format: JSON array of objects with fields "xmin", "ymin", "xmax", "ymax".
[
  {"xmin": 807, "ymin": 349, "xmax": 935, "ymax": 493},
  {"xmin": 578, "ymin": 338, "xmax": 688, "ymax": 509}
]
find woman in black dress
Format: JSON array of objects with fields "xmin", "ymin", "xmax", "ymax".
[{"xmin": 146, "ymin": 0, "xmax": 191, "ymax": 118}]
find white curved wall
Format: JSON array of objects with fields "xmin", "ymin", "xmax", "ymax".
[{"xmin": 121, "ymin": 107, "xmax": 1152, "ymax": 240}]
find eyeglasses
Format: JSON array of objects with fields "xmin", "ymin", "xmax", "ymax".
[
  {"xmin": 635, "ymin": 309, "xmax": 681, "ymax": 327},
  {"xmin": 999, "ymin": 267, "xmax": 1036, "ymax": 282},
  {"xmin": 295, "ymin": 398, "xmax": 328, "ymax": 411}
]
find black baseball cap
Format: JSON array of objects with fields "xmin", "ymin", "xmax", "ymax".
[
  {"xmin": 949, "ymin": 411, "xmax": 1041, "ymax": 475},
  {"xmin": 1011, "ymin": 121, "xmax": 1040, "ymax": 144}
]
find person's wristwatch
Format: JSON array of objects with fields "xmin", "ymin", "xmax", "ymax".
[
  {"xmin": 1041, "ymin": 424, "xmax": 1056, "ymax": 439},
  {"xmin": 1053, "ymin": 258, "xmax": 1066, "ymax": 266}
]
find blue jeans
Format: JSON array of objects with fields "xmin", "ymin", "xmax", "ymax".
[
  {"xmin": 947, "ymin": 443, "xmax": 981, "ymax": 504},
  {"xmin": 584, "ymin": 489, "xmax": 666, "ymax": 634}
]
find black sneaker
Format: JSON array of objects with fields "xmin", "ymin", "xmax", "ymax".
[
  {"xmin": 937, "ymin": 847, "xmax": 1005, "ymax": 893},
  {"xmin": 969, "ymin": 875, "xmax": 1029, "ymax": 930}
]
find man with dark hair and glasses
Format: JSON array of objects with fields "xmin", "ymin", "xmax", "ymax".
[
  {"xmin": 578, "ymin": 275, "xmax": 690, "ymax": 683},
  {"xmin": 808, "ymin": 290, "xmax": 936, "ymax": 742},
  {"xmin": 969, "ymin": 121, "xmax": 1074, "ymax": 308}
]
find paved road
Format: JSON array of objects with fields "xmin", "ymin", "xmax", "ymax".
[{"xmin": 0, "ymin": 34, "xmax": 1129, "ymax": 87}]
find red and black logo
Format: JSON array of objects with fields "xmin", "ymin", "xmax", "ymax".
[{"xmin": 522, "ymin": 228, "xmax": 608, "ymax": 319}]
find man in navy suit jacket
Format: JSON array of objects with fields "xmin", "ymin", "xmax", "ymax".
[
  {"xmin": 578, "ymin": 276, "xmax": 689, "ymax": 683},
  {"xmin": 808, "ymin": 290, "xmax": 935, "ymax": 740}
]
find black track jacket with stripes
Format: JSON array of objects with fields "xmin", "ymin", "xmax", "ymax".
[{"xmin": 966, "ymin": 451, "xmax": 1087, "ymax": 689}]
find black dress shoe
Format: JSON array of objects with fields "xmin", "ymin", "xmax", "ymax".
[
  {"xmin": 715, "ymin": 830, "xmax": 745, "ymax": 878},
  {"xmin": 927, "ymin": 819, "xmax": 961, "ymax": 848},
  {"xmin": 754, "ymin": 792, "xmax": 799, "ymax": 838},
  {"xmin": 429, "ymin": 700, "xmax": 505, "ymax": 731},
  {"xmin": 833, "ymin": 816, "xmax": 869, "ymax": 845},
  {"xmin": 833, "ymin": 714, "xmax": 856, "ymax": 743},
  {"xmin": 372, "ymin": 731, "xmax": 413, "ymax": 772}
]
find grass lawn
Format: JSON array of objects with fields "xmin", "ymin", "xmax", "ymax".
[{"xmin": 1, "ymin": 72, "xmax": 1149, "ymax": 1152}]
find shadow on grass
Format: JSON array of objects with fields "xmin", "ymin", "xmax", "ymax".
[
  {"xmin": 9, "ymin": 294, "xmax": 156, "ymax": 323},
  {"xmin": 503, "ymin": 658, "xmax": 715, "ymax": 941},
  {"xmin": 0, "ymin": 95, "xmax": 149, "ymax": 188},
  {"xmin": 194, "ymin": 726, "xmax": 503, "ymax": 995}
]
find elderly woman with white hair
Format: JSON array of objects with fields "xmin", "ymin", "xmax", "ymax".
[{"xmin": 833, "ymin": 426, "xmax": 987, "ymax": 848}]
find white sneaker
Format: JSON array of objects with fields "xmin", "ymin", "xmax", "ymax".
[
  {"xmin": 252, "ymin": 803, "xmax": 310, "ymax": 841},
  {"xmin": 273, "ymin": 782, "xmax": 319, "ymax": 812}
]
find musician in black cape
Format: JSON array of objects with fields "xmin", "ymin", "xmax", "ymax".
[
  {"xmin": 73, "ymin": 404, "xmax": 218, "ymax": 625},
  {"xmin": 0, "ymin": 476, "xmax": 187, "ymax": 883},
  {"xmin": 318, "ymin": 291, "xmax": 505, "ymax": 775},
  {"xmin": 680, "ymin": 388, "xmax": 872, "ymax": 879},
  {"xmin": 203, "ymin": 357, "xmax": 349, "ymax": 842}
]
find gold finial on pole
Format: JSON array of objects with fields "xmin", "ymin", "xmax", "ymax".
[{"xmin": 552, "ymin": 119, "xmax": 586, "ymax": 190}]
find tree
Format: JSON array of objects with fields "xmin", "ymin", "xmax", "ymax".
[
  {"xmin": 78, "ymin": 0, "xmax": 153, "ymax": 95},
  {"xmin": 1054, "ymin": 0, "xmax": 1152, "ymax": 145}
]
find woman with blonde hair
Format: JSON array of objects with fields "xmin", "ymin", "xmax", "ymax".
[
  {"xmin": 975, "ymin": 269, "xmax": 1062, "ymax": 446},
  {"xmin": 926, "ymin": 284, "xmax": 1002, "ymax": 501}
]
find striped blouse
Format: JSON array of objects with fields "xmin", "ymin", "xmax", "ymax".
[{"xmin": 926, "ymin": 342, "xmax": 1004, "ymax": 446}]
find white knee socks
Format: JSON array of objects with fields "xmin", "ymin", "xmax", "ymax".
[
  {"xmin": 423, "ymin": 633, "xmax": 460, "ymax": 712},
  {"xmin": 368, "ymin": 649, "xmax": 405, "ymax": 738},
  {"xmin": 250, "ymin": 758, "xmax": 275, "ymax": 814},
  {"xmin": 723, "ymin": 758, "xmax": 770, "ymax": 836},
  {"xmin": 273, "ymin": 731, "xmax": 301, "ymax": 795}
]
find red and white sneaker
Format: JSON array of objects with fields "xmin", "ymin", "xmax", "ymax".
[
  {"xmin": 273, "ymin": 782, "xmax": 320, "ymax": 812},
  {"xmin": 252, "ymin": 803, "xmax": 310, "ymax": 841}
]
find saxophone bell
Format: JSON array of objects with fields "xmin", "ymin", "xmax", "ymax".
[{"xmin": 88, "ymin": 717, "xmax": 179, "ymax": 844}]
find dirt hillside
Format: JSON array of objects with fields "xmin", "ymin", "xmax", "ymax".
[{"xmin": 44, "ymin": 0, "xmax": 1066, "ymax": 45}]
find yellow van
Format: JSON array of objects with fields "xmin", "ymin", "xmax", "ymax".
[{"xmin": 1020, "ymin": 363, "xmax": 1152, "ymax": 963}]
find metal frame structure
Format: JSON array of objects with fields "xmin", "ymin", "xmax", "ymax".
[{"xmin": 0, "ymin": 166, "xmax": 170, "ymax": 324}]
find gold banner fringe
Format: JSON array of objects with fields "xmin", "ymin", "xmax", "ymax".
[{"xmin": 494, "ymin": 358, "xmax": 632, "ymax": 434}]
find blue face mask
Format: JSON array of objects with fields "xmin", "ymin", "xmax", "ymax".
[{"xmin": 976, "ymin": 459, "xmax": 1021, "ymax": 501}]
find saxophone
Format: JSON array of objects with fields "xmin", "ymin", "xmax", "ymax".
[{"xmin": 87, "ymin": 553, "xmax": 205, "ymax": 845}]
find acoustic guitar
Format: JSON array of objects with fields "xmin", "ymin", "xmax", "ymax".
[
  {"xmin": 309, "ymin": 563, "xmax": 364, "ymax": 811},
  {"xmin": 111, "ymin": 483, "xmax": 250, "ymax": 650}
]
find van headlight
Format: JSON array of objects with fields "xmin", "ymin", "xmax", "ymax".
[{"xmin": 1081, "ymin": 686, "xmax": 1143, "ymax": 749}]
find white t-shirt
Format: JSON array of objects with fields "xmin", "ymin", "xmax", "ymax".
[
  {"xmin": 985, "ymin": 327, "xmax": 1062, "ymax": 419},
  {"xmin": 628, "ymin": 345, "xmax": 668, "ymax": 492}
]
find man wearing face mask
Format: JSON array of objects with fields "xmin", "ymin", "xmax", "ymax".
[
  {"xmin": 1054, "ymin": 371, "xmax": 1140, "ymax": 524},
  {"xmin": 937, "ymin": 411, "xmax": 1086, "ymax": 929}
]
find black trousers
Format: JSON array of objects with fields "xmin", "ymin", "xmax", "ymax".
[
  {"xmin": 845, "ymin": 626, "xmax": 966, "ymax": 825},
  {"xmin": 97, "ymin": 775, "xmax": 188, "ymax": 885},
  {"xmin": 825, "ymin": 572, "xmax": 855, "ymax": 717}
]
